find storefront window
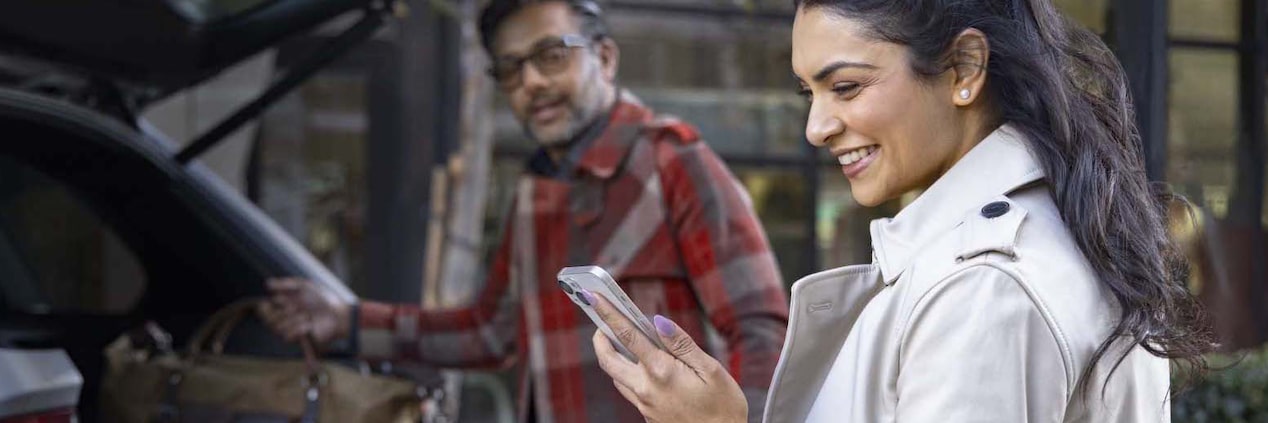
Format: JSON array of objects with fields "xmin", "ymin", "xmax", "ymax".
[
  {"xmin": 1053, "ymin": 0, "xmax": 1109, "ymax": 34},
  {"xmin": 640, "ymin": 89, "xmax": 806, "ymax": 159},
  {"xmin": 734, "ymin": 167, "xmax": 812, "ymax": 284},
  {"xmin": 256, "ymin": 71, "xmax": 371, "ymax": 291},
  {"xmin": 1170, "ymin": 0, "xmax": 1239, "ymax": 43},
  {"xmin": 815, "ymin": 166, "xmax": 905, "ymax": 271},
  {"xmin": 1168, "ymin": 49, "xmax": 1239, "ymax": 218}
]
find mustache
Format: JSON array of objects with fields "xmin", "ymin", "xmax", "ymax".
[{"xmin": 529, "ymin": 93, "xmax": 567, "ymax": 109}]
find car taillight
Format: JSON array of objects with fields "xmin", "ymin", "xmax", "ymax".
[{"xmin": 0, "ymin": 408, "xmax": 75, "ymax": 423}]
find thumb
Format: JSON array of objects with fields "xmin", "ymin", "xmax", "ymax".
[{"xmin": 652, "ymin": 315, "xmax": 713, "ymax": 371}]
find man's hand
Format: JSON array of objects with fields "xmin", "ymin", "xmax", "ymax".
[{"xmin": 256, "ymin": 277, "xmax": 351, "ymax": 346}]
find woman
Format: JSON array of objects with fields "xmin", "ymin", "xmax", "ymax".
[{"xmin": 585, "ymin": 0, "xmax": 1214, "ymax": 421}]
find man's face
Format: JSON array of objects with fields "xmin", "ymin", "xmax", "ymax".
[{"xmin": 490, "ymin": 2, "xmax": 617, "ymax": 147}]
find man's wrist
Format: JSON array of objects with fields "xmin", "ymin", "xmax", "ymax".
[{"xmin": 325, "ymin": 302, "xmax": 360, "ymax": 357}]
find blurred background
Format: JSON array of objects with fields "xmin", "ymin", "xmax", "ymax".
[{"xmin": 0, "ymin": 0, "xmax": 1265, "ymax": 421}]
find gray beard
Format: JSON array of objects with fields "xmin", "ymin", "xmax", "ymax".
[{"xmin": 525, "ymin": 108, "xmax": 594, "ymax": 147}]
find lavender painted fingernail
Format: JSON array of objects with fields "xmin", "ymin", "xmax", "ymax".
[
  {"xmin": 580, "ymin": 289, "xmax": 597, "ymax": 306},
  {"xmin": 653, "ymin": 315, "xmax": 676, "ymax": 337}
]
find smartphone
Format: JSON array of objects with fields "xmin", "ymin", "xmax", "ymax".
[{"xmin": 557, "ymin": 266, "xmax": 665, "ymax": 362}]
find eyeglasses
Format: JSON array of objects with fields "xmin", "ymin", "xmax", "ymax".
[{"xmin": 488, "ymin": 34, "xmax": 593, "ymax": 89}]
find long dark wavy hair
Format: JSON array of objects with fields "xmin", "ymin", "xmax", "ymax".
[{"xmin": 792, "ymin": 0, "xmax": 1215, "ymax": 394}]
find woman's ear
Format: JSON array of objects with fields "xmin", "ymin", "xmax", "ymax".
[
  {"xmin": 949, "ymin": 28, "xmax": 990, "ymax": 106},
  {"xmin": 596, "ymin": 37, "xmax": 620, "ymax": 82}
]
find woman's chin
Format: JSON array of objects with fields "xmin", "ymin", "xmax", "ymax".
[{"xmin": 850, "ymin": 191, "xmax": 887, "ymax": 208}]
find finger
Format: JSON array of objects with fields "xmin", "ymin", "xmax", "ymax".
[
  {"xmin": 256, "ymin": 302, "xmax": 283, "ymax": 326},
  {"xmin": 257, "ymin": 302, "xmax": 312, "ymax": 344},
  {"xmin": 266, "ymin": 277, "xmax": 305, "ymax": 294},
  {"xmin": 274, "ymin": 297, "xmax": 302, "ymax": 314},
  {"xmin": 584, "ymin": 289, "xmax": 662, "ymax": 362},
  {"xmin": 276, "ymin": 316, "xmax": 311, "ymax": 343},
  {"xmin": 592, "ymin": 329, "xmax": 647, "ymax": 391},
  {"xmin": 258, "ymin": 301, "xmax": 299, "ymax": 330},
  {"xmin": 652, "ymin": 315, "xmax": 719, "ymax": 375}
]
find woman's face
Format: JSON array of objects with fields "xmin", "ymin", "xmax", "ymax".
[{"xmin": 791, "ymin": 7, "xmax": 974, "ymax": 207}]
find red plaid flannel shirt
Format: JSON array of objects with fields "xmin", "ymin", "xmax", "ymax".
[{"xmin": 358, "ymin": 94, "xmax": 789, "ymax": 423}]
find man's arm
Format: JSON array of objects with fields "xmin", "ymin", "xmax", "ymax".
[
  {"xmin": 355, "ymin": 209, "xmax": 521, "ymax": 369},
  {"xmin": 261, "ymin": 205, "xmax": 522, "ymax": 370},
  {"xmin": 656, "ymin": 138, "xmax": 790, "ymax": 423}
]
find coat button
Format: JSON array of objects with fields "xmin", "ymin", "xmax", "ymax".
[{"xmin": 981, "ymin": 201, "xmax": 1010, "ymax": 218}]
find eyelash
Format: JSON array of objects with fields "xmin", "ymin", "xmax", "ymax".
[
  {"xmin": 833, "ymin": 83, "xmax": 860, "ymax": 95},
  {"xmin": 797, "ymin": 83, "xmax": 862, "ymax": 103},
  {"xmin": 797, "ymin": 87, "xmax": 812, "ymax": 102}
]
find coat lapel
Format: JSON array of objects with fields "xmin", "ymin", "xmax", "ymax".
[{"xmin": 763, "ymin": 265, "xmax": 885, "ymax": 423}]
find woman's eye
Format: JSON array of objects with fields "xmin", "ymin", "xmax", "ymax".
[
  {"xmin": 833, "ymin": 83, "xmax": 861, "ymax": 98},
  {"xmin": 796, "ymin": 88, "xmax": 812, "ymax": 103}
]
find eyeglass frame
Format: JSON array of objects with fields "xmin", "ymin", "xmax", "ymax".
[{"xmin": 487, "ymin": 34, "xmax": 600, "ymax": 89}]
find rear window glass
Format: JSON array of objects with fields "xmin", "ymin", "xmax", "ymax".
[
  {"xmin": 167, "ymin": 0, "xmax": 276, "ymax": 23},
  {"xmin": 0, "ymin": 156, "xmax": 146, "ymax": 315}
]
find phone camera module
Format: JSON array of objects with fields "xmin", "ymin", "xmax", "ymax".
[{"xmin": 558, "ymin": 279, "xmax": 575, "ymax": 295}]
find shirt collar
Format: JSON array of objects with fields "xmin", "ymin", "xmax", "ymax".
[
  {"xmin": 869, "ymin": 124, "xmax": 1046, "ymax": 284},
  {"xmin": 527, "ymin": 90, "xmax": 652, "ymax": 180}
]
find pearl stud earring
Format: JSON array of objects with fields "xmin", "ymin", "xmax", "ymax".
[{"xmin": 959, "ymin": 89, "xmax": 971, "ymax": 100}]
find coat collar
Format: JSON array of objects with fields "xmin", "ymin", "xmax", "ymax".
[{"xmin": 870, "ymin": 124, "xmax": 1046, "ymax": 284}]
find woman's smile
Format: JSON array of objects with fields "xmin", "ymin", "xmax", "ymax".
[{"xmin": 834, "ymin": 145, "xmax": 879, "ymax": 178}]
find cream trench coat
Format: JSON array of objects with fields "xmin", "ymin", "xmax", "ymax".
[{"xmin": 763, "ymin": 126, "xmax": 1172, "ymax": 422}]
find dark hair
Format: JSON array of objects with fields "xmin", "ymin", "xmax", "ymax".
[
  {"xmin": 479, "ymin": 0, "xmax": 610, "ymax": 55},
  {"xmin": 792, "ymin": 0, "xmax": 1215, "ymax": 394}
]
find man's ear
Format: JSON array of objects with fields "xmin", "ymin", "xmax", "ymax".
[{"xmin": 595, "ymin": 37, "xmax": 620, "ymax": 82}]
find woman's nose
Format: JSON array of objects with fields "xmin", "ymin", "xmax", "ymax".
[{"xmin": 804, "ymin": 100, "xmax": 844, "ymax": 148}]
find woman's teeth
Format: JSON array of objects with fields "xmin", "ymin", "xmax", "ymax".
[{"xmin": 839, "ymin": 146, "xmax": 877, "ymax": 166}]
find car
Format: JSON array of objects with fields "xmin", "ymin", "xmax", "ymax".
[
  {"xmin": 0, "ymin": 0, "xmax": 387, "ymax": 420},
  {"xmin": 0, "ymin": 347, "xmax": 79, "ymax": 422}
]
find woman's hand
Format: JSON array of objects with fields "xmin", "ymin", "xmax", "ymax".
[{"xmin": 586, "ymin": 290, "xmax": 749, "ymax": 423}]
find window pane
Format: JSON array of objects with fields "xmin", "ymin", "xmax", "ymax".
[
  {"xmin": 641, "ymin": 90, "xmax": 806, "ymax": 158},
  {"xmin": 1170, "ymin": 0, "xmax": 1239, "ymax": 42},
  {"xmin": 735, "ymin": 167, "xmax": 812, "ymax": 286},
  {"xmin": 169, "ymin": 0, "xmax": 275, "ymax": 21},
  {"xmin": 1053, "ymin": 0, "xmax": 1109, "ymax": 34},
  {"xmin": 256, "ymin": 72, "xmax": 370, "ymax": 291},
  {"xmin": 599, "ymin": 12, "xmax": 804, "ymax": 158},
  {"xmin": 1169, "ymin": 49, "xmax": 1239, "ymax": 218},
  {"xmin": 0, "ymin": 156, "xmax": 146, "ymax": 314},
  {"xmin": 611, "ymin": 16, "xmax": 792, "ymax": 91}
]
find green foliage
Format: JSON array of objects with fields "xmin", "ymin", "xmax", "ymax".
[{"xmin": 1173, "ymin": 345, "xmax": 1268, "ymax": 423}]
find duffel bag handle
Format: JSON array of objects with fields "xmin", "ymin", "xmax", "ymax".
[
  {"xmin": 187, "ymin": 298, "xmax": 320, "ymax": 373},
  {"xmin": 158, "ymin": 298, "xmax": 327, "ymax": 423},
  {"xmin": 186, "ymin": 298, "xmax": 254, "ymax": 355}
]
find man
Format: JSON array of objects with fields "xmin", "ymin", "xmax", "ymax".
[{"xmin": 257, "ymin": 1, "xmax": 788, "ymax": 421}]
